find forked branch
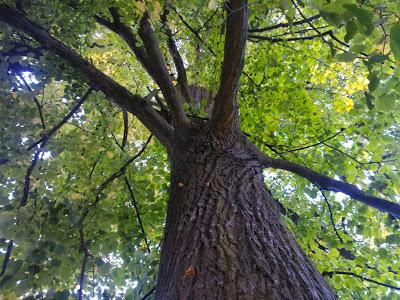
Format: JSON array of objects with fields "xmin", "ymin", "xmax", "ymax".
[
  {"xmin": 138, "ymin": 13, "xmax": 188, "ymax": 127},
  {"xmin": 95, "ymin": 8, "xmax": 189, "ymax": 128},
  {"xmin": 211, "ymin": 0, "xmax": 248, "ymax": 136},
  {"xmin": 0, "ymin": 4, "xmax": 173, "ymax": 149}
]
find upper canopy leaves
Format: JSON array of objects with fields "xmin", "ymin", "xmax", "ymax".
[{"xmin": 0, "ymin": 0, "xmax": 399, "ymax": 298}]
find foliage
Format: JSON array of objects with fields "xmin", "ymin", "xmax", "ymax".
[{"xmin": 0, "ymin": 0, "xmax": 399, "ymax": 299}]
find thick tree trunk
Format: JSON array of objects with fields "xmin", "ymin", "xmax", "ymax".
[{"xmin": 156, "ymin": 132, "xmax": 336, "ymax": 299}]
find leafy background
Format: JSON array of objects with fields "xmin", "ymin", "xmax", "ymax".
[{"xmin": 0, "ymin": 0, "xmax": 399, "ymax": 298}]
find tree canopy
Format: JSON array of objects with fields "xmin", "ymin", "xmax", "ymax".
[{"xmin": 0, "ymin": 0, "xmax": 400, "ymax": 299}]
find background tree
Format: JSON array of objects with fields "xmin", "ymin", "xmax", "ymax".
[{"xmin": 0, "ymin": 0, "xmax": 400, "ymax": 299}]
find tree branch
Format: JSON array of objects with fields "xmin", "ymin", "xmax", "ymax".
[
  {"xmin": 278, "ymin": 127, "xmax": 347, "ymax": 154},
  {"xmin": 80, "ymin": 135, "xmax": 153, "ymax": 222},
  {"xmin": 161, "ymin": 9, "xmax": 191, "ymax": 103},
  {"xmin": 140, "ymin": 287, "xmax": 156, "ymax": 300},
  {"xmin": 18, "ymin": 73, "xmax": 45, "ymax": 130},
  {"xmin": 0, "ymin": 4, "xmax": 173, "ymax": 149},
  {"xmin": 320, "ymin": 189, "xmax": 343, "ymax": 243},
  {"xmin": 259, "ymin": 153, "xmax": 400, "ymax": 217},
  {"xmin": 173, "ymin": 8, "xmax": 216, "ymax": 56},
  {"xmin": 78, "ymin": 229, "xmax": 91, "ymax": 300},
  {"xmin": 0, "ymin": 240, "xmax": 14, "ymax": 277},
  {"xmin": 125, "ymin": 177, "xmax": 151, "ymax": 253},
  {"xmin": 249, "ymin": 14, "xmax": 321, "ymax": 33},
  {"xmin": 138, "ymin": 13, "xmax": 189, "ymax": 128},
  {"xmin": 19, "ymin": 149, "xmax": 42, "ymax": 208},
  {"xmin": 248, "ymin": 30, "xmax": 332, "ymax": 43},
  {"xmin": 211, "ymin": 0, "xmax": 248, "ymax": 136},
  {"xmin": 95, "ymin": 9, "xmax": 189, "ymax": 129},
  {"xmin": 121, "ymin": 109, "xmax": 129, "ymax": 150},
  {"xmin": 322, "ymin": 271, "xmax": 400, "ymax": 291},
  {"xmin": 27, "ymin": 88, "xmax": 93, "ymax": 151},
  {"xmin": 20, "ymin": 88, "xmax": 92, "ymax": 208}
]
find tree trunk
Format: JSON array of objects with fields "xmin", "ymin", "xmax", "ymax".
[{"xmin": 156, "ymin": 132, "xmax": 336, "ymax": 299}]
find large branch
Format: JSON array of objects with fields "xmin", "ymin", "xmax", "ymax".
[
  {"xmin": 0, "ymin": 4, "xmax": 173, "ymax": 149},
  {"xmin": 259, "ymin": 154, "xmax": 400, "ymax": 217},
  {"xmin": 138, "ymin": 13, "xmax": 188, "ymax": 127},
  {"xmin": 95, "ymin": 9, "xmax": 189, "ymax": 128},
  {"xmin": 210, "ymin": 0, "xmax": 248, "ymax": 136}
]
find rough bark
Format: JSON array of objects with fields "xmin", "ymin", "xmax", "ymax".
[{"xmin": 156, "ymin": 130, "xmax": 336, "ymax": 299}]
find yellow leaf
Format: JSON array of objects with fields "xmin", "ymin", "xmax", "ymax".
[
  {"xmin": 150, "ymin": 2, "xmax": 162, "ymax": 22},
  {"xmin": 71, "ymin": 192, "xmax": 82, "ymax": 200},
  {"xmin": 134, "ymin": 1, "xmax": 146, "ymax": 13},
  {"xmin": 107, "ymin": 151, "xmax": 114, "ymax": 159},
  {"xmin": 208, "ymin": 0, "xmax": 218, "ymax": 10},
  {"xmin": 32, "ymin": 117, "xmax": 42, "ymax": 125}
]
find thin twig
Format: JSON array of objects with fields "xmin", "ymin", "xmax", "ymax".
[
  {"xmin": 19, "ymin": 88, "xmax": 93, "ymax": 209},
  {"xmin": 80, "ymin": 134, "xmax": 153, "ymax": 222},
  {"xmin": 279, "ymin": 128, "xmax": 347, "ymax": 154},
  {"xmin": 249, "ymin": 14, "xmax": 321, "ymax": 33},
  {"xmin": 248, "ymin": 30, "xmax": 332, "ymax": 43},
  {"xmin": 323, "ymin": 271, "xmax": 400, "ymax": 291},
  {"xmin": 141, "ymin": 287, "xmax": 156, "ymax": 300},
  {"xmin": 320, "ymin": 189, "xmax": 343, "ymax": 243},
  {"xmin": 19, "ymin": 148, "xmax": 43, "ymax": 207},
  {"xmin": 125, "ymin": 177, "xmax": 151, "ymax": 253},
  {"xmin": 27, "ymin": 88, "xmax": 93, "ymax": 151},
  {"xmin": 173, "ymin": 8, "xmax": 216, "ymax": 55},
  {"xmin": 88, "ymin": 151, "xmax": 103, "ymax": 180},
  {"xmin": 18, "ymin": 73, "xmax": 45, "ymax": 130}
]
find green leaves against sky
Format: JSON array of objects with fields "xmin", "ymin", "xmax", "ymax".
[{"xmin": 0, "ymin": 0, "xmax": 400, "ymax": 299}]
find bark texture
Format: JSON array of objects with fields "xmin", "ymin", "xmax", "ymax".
[{"xmin": 156, "ymin": 130, "xmax": 336, "ymax": 299}]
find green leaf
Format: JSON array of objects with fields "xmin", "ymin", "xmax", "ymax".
[
  {"xmin": 390, "ymin": 24, "xmax": 400, "ymax": 60},
  {"xmin": 53, "ymin": 290, "xmax": 70, "ymax": 300},
  {"xmin": 385, "ymin": 234, "xmax": 400, "ymax": 244},
  {"xmin": 367, "ymin": 71, "xmax": 380, "ymax": 92},
  {"xmin": 369, "ymin": 54, "xmax": 389, "ymax": 64},
  {"xmin": 375, "ymin": 93, "xmax": 397, "ymax": 113},
  {"xmin": 343, "ymin": 4, "xmax": 374, "ymax": 34},
  {"xmin": 336, "ymin": 52, "xmax": 358, "ymax": 62},
  {"xmin": 344, "ymin": 20, "xmax": 358, "ymax": 43}
]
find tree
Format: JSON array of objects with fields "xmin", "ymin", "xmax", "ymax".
[{"xmin": 0, "ymin": 0, "xmax": 399, "ymax": 298}]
